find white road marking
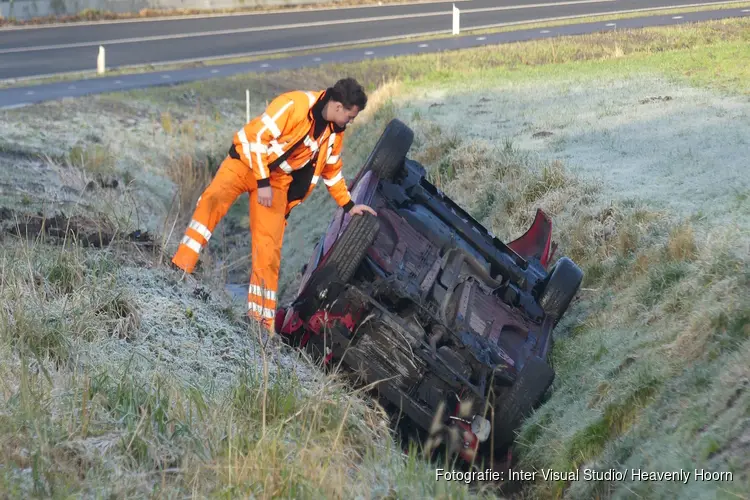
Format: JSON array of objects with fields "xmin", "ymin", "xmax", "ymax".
[
  {"xmin": 605, "ymin": 22, "xmax": 616, "ymax": 26},
  {"xmin": 313, "ymin": 57, "xmax": 322, "ymax": 61},
  {"xmin": 161, "ymin": 74, "xmax": 171, "ymax": 78},
  {"xmin": 418, "ymin": 43, "xmax": 429, "ymax": 47},
  {"xmin": 743, "ymin": 9, "xmax": 750, "ymax": 12},
  {"xmin": 672, "ymin": 15, "xmax": 683, "ymax": 19},
  {"xmin": 25, "ymin": 91, "xmax": 34, "ymax": 95},
  {"xmin": 114, "ymin": 79, "xmax": 122, "ymax": 83},
  {"xmin": 364, "ymin": 50, "xmax": 374, "ymax": 55},
  {"xmin": 476, "ymin": 36, "xmax": 487, "ymax": 40},
  {"xmin": 260, "ymin": 63, "xmax": 270, "ymax": 67},
  {"xmin": 540, "ymin": 30, "xmax": 551, "ymax": 33},
  {"xmin": 210, "ymin": 69, "xmax": 220, "ymax": 73},
  {"xmin": 1, "ymin": 0, "xmax": 617, "ymax": 54}
]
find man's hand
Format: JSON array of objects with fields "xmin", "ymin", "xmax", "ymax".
[
  {"xmin": 349, "ymin": 204, "xmax": 377, "ymax": 217},
  {"xmin": 257, "ymin": 186, "xmax": 273, "ymax": 207}
]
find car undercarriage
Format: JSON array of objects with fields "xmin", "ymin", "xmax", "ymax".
[{"xmin": 276, "ymin": 119, "xmax": 583, "ymax": 465}]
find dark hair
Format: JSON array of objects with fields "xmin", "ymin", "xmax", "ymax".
[{"xmin": 328, "ymin": 77, "xmax": 367, "ymax": 110}]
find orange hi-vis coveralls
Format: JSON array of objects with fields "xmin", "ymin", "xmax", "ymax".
[{"xmin": 172, "ymin": 89, "xmax": 355, "ymax": 330}]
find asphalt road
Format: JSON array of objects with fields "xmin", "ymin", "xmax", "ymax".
[
  {"xmin": 1, "ymin": 0, "xmax": 747, "ymax": 81},
  {"xmin": 0, "ymin": 6, "xmax": 748, "ymax": 108}
]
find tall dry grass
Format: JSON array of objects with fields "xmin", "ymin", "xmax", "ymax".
[{"xmin": 164, "ymin": 153, "xmax": 216, "ymax": 230}]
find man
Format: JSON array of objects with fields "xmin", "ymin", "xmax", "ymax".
[{"xmin": 171, "ymin": 77, "xmax": 377, "ymax": 333}]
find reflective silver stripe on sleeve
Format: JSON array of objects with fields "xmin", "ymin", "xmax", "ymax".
[
  {"xmin": 261, "ymin": 114, "xmax": 281, "ymax": 138},
  {"xmin": 324, "ymin": 172, "xmax": 343, "ymax": 187}
]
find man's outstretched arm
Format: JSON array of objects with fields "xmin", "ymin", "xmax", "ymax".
[{"xmin": 321, "ymin": 135, "xmax": 377, "ymax": 216}]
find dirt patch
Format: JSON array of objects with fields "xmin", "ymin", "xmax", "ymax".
[
  {"xmin": 532, "ymin": 131, "xmax": 554, "ymax": 138},
  {"xmin": 640, "ymin": 95, "xmax": 673, "ymax": 104},
  {"xmin": 0, "ymin": 207, "xmax": 158, "ymax": 252},
  {"xmin": 87, "ymin": 176, "xmax": 120, "ymax": 190},
  {"xmin": 0, "ymin": 147, "xmax": 43, "ymax": 162}
]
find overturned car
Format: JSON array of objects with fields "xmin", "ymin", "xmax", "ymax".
[{"xmin": 276, "ymin": 119, "xmax": 583, "ymax": 464}]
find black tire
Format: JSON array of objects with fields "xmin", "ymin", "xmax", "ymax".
[
  {"xmin": 539, "ymin": 257, "xmax": 584, "ymax": 321},
  {"xmin": 307, "ymin": 213, "xmax": 381, "ymax": 301},
  {"xmin": 492, "ymin": 356, "xmax": 555, "ymax": 450},
  {"xmin": 361, "ymin": 118, "xmax": 414, "ymax": 181}
]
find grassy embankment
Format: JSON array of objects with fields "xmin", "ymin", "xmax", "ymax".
[{"xmin": 0, "ymin": 16, "xmax": 748, "ymax": 498}]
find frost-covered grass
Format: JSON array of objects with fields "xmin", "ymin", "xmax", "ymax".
[
  {"xmin": 400, "ymin": 71, "xmax": 750, "ymax": 235},
  {"xmin": 383, "ymin": 26, "xmax": 750, "ymax": 500},
  {"xmin": 399, "ymin": 110, "xmax": 749, "ymax": 499},
  {"xmin": 0, "ymin": 235, "xmax": 494, "ymax": 498},
  {"xmin": 1, "ymin": 17, "xmax": 749, "ymax": 499}
]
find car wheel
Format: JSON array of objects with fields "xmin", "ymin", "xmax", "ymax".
[
  {"xmin": 362, "ymin": 118, "xmax": 414, "ymax": 181},
  {"xmin": 491, "ymin": 356, "xmax": 555, "ymax": 450},
  {"xmin": 538, "ymin": 257, "xmax": 584, "ymax": 321},
  {"xmin": 306, "ymin": 213, "xmax": 381, "ymax": 303}
]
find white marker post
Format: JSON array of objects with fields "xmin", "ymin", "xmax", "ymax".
[
  {"xmin": 97, "ymin": 46, "xmax": 106, "ymax": 75},
  {"xmin": 246, "ymin": 89, "xmax": 250, "ymax": 123},
  {"xmin": 452, "ymin": 4, "xmax": 460, "ymax": 35}
]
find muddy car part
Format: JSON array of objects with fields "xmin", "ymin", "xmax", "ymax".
[{"xmin": 278, "ymin": 118, "xmax": 583, "ymax": 463}]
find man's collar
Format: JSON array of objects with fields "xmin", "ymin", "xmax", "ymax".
[{"xmin": 309, "ymin": 90, "xmax": 327, "ymax": 121}]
